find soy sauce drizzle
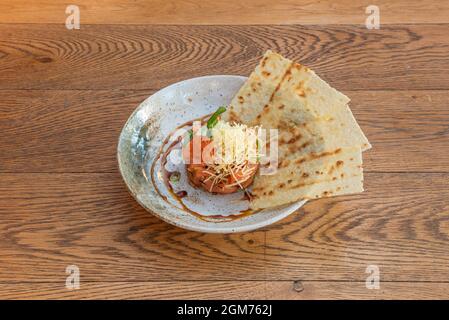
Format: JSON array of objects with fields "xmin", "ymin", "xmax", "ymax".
[{"xmin": 176, "ymin": 190, "xmax": 188, "ymax": 198}]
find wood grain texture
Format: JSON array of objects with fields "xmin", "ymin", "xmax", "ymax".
[
  {"xmin": 1, "ymin": 0, "xmax": 448, "ymax": 24},
  {"xmin": 1, "ymin": 5, "xmax": 449, "ymax": 298},
  {"xmin": 0, "ymin": 172, "xmax": 448, "ymax": 283},
  {"xmin": 264, "ymin": 173, "xmax": 449, "ymax": 281},
  {"xmin": 1, "ymin": 24, "xmax": 449, "ymax": 91},
  {"xmin": 1, "ymin": 90, "xmax": 448, "ymax": 173},
  {"xmin": 1, "ymin": 281, "xmax": 448, "ymax": 300}
]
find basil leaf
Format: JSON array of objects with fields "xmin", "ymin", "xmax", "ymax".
[
  {"xmin": 183, "ymin": 129, "xmax": 193, "ymax": 146},
  {"xmin": 207, "ymin": 106, "xmax": 227, "ymax": 129}
]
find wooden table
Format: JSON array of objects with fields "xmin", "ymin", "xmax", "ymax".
[{"xmin": 1, "ymin": 0, "xmax": 448, "ymax": 299}]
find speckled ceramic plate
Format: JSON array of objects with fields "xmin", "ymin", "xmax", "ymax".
[{"xmin": 117, "ymin": 75, "xmax": 306, "ymax": 233}]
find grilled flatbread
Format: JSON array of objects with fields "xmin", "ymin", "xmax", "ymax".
[
  {"xmin": 225, "ymin": 51, "xmax": 291, "ymax": 124},
  {"xmin": 224, "ymin": 51, "xmax": 370, "ymax": 209}
]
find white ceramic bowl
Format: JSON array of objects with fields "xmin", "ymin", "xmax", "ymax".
[{"xmin": 117, "ymin": 75, "xmax": 306, "ymax": 233}]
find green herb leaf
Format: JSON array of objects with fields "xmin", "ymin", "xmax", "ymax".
[
  {"xmin": 183, "ymin": 129, "xmax": 193, "ymax": 146},
  {"xmin": 207, "ymin": 106, "xmax": 227, "ymax": 129},
  {"xmin": 169, "ymin": 172, "xmax": 180, "ymax": 183}
]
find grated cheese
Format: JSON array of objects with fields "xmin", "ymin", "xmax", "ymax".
[{"xmin": 203, "ymin": 120, "xmax": 263, "ymax": 191}]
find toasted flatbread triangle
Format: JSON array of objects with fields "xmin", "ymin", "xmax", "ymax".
[
  {"xmin": 224, "ymin": 50, "xmax": 292, "ymax": 124},
  {"xmin": 251, "ymin": 147, "xmax": 364, "ymax": 209},
  {"xmin": 281, "ymin": 62, "xmax": 371, "ymax": 151},
  {"xmin": 226, "ymin": 54, "xmax": 371, "ymax": 151},
  {"xmin": 225, "ymin": 51, "xmax": 370, "ymax": 209}
]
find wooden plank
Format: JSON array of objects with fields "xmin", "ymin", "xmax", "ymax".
[
  {"xmin": 0, "ymin": 24, "xmax": 449, "ymax": 90},
  {"xmin": 264, "ymin": 172, "xmax": 449, "ymax": 281},
  {"xmin": 0, "ymin": 172, "xmax": 266, "ymax": 282},
  {"xmin": 264, "ymin": 281, "xmax": 449, "ymax": 300},
  {"xmin": 0, "ymin": 1, "xmax": 448, "ymax": 24},
  {"xmin": 0, "ymin": 281, "xmax": 448, "ymax": 300},
  {"xmin": 0, "ymin": 90, "xmax": 147, "ymax": 173},
  {"xmin": 0, "ymin": 172, "xmax": 448, "ymax": 282},
  {"xmin": 1, "ymin": 90, "xmax": 448, "ymax": 173}
]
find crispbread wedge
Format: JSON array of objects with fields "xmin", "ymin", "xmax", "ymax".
[
  {"xmin": 250, "ymin": 146, "xmax": 364, "ymax": 209},
  {"xmin": 225, "ymin": 51, "xmax": 370, "ymax": 209},
  {"xmin": 279, "ymin": 62, "xmax": 371, "ymax": 151},
  {"xmin": 224, "ymin": 50, "xmax": 292, "ymax": 124}
]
